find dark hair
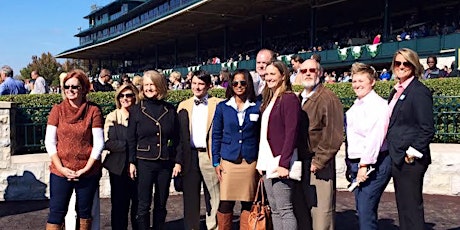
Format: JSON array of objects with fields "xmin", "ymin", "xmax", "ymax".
[
  {"xmin": 225, "ymin": 69, "xmax": 256, "ymax": 102},
  {"xmin": 291, "ymin": 54, "xmax": 305, "ymax": 63},
  {"xmin": 310, "ymin": 53, "xmax": 321, "ymax": 63},
  {"xmin": 427, "ymin": 55, "xmax": 437, "ymax": 64},
  {"xmin": 192, "ymin": 70, "xmax": 212, "ymax": 86}
]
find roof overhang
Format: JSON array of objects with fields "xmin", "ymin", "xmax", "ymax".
[{"xmin": 56, "ymin": 0, "xmax": 311, "ymax": 60}]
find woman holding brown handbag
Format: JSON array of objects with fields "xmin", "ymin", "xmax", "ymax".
[{"xmin": 256, "ymin": 61, "xmax": 300, "ymax": 230}]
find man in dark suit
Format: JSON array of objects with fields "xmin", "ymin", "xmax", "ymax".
[
  {"xmin": 387, "ymin": 48, "xmax": 435, "ymax": 230},
  {"xmin": 92, "ymin": 69, "xmax": 114, "ymax": 92},
  {"xmin": 177, "ymin": 71, "xmax": 222, "ymax": 230}
]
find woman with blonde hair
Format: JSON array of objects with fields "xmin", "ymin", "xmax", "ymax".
[
  {"xmin": 169, "ymin": 71, "xmax": 183, "ymax": 90},
  {"xmin": 103, "ymin": 83, "xmax": 140, "ymax": 230},
  {"xmin": 346, "ymin": 62, "xmax": 392, "ymax": 229},
  {"xmin": 132, "ymin": 75, "xmax": 142, "ymax": 90},
  {"xmin": 127, "ymin": 70, "xmax": 181, "ymax": 230},
  {"xmin": 387, "ymin": 48, "xmax": 435, "ymax": 230}
]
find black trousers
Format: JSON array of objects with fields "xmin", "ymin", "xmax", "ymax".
[
  {"xmin": 109, "ymin": 171, "xmax": 138, "ymax": 230},
  {"xmin": 136, "ymin": 159, "xmax": 173, "ymax": 230},
  {"xmin": 182, "ymin": 149, "xmax": 213, "ymax": 230},
  {"xmin": 392, "ymin": 160, "xmax": 428, "ymax": 230}
]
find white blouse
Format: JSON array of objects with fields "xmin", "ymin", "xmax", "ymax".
[{"xmin": 256, "ymin": 99, "xmax": 276, "ymax": 171}]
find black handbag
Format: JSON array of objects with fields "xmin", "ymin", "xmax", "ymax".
[{"xmin": 173, "ymin": 173, "xmax": 183, "ymax": 192}]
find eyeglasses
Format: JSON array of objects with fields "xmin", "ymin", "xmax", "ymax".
[
  {"xmin": 119, "ymin": 93, "xmax": 135, "ymax": 98},
  {"xmin": 299, "ymin": 68, "xmax": 318, "ymax": 74},
  {"xmin": 393, "ymin": 61, "xmax": 413, "ymax": 68},
  {"xmin": 63, "ymin": 85, "xmax": 81, "ymax": 90},
  {"xmin": 232, "ymin": 80, "xmax": 247, "ymax": 87}
]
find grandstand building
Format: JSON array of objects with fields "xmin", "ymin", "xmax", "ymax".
[{"xmin": 57, "ymin": 0, "xmax": 460, "ymax": 76}]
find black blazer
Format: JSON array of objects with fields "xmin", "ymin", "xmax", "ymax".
[
  {"xmin": 127, "ymin": 99, "xmax": 180, "ymax": 164},
  {"xmin": 177, "ymin": 109, "xmax": 193, "ymax": 173},
  {"xmin": 386, "ymin": 78, "xmax": 435, "ymax": 166}
]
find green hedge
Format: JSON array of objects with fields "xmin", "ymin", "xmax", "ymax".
[
  {"xmin": 2, "ymin": 78, "xmax": 459, "ymax": 108},
  {"xmin": 1, "ymin": 78, "xmax": 459, "ymax": 144}
]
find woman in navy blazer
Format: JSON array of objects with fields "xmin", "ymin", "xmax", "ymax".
[
  {"xmin": 212, "ymin": 69, "xmax": 261, "ymax": 229},
  {"xmin": 256, "ymin": 61, "xmax": 300, "ymax": 230},
  {"xmin": 387, "ymin": 48, "xmax": 435, "ymax": 230}
]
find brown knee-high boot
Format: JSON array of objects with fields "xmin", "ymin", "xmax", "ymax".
[
  {"xmin": 239, "ymin": 210, "xmax": 250, "ymax": 230},
  {"xmin": 45, "ymin": 223, "xmax": 62, "ymax": 230},
  {"xmin": 79, "ymin": 218, "xmax": 92, "ymax": 230},
  {"xmin": 217, "ymin": 211, "xmax": 233, "ymax": 230}
]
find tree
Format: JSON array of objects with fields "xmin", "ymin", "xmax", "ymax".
[
  {"xmin": 62, "ymin": 59, "xmax": 88, "ymax": 73},
  {"xmin": 20, "ymin": 52, "xmax": 62, "ymax": 86}
]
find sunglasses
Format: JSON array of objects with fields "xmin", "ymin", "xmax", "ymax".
[
  {"xmin": 393, "ymin": 61, "xmax": 413, "ymax": 68},
  {"xmin": 232, "ymin": 80, "xmax": 247, "ymax": 87},
  {"xmin": 63, "ymin": 85, "xmax": 81, "ymax": 90},
  {"xmin": 299, "ymin": 68, "xmax": 318, "ymax": 74},
  {"xmin": 119, "ymin": 93, "xmax": 135, "ymax": 98}
]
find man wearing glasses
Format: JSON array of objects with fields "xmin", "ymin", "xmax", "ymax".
[
  {"xmin": 297, "ymin": 59, "xmax": 344, "ymax": 230},
  {"xmin": 92, "ymin": 69, "xmax": 114, "ymax": 92}
]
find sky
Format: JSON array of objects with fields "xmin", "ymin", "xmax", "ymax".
[{"xmin": 0, "ymin": 0, "xmax": 113, "ymax": 75}]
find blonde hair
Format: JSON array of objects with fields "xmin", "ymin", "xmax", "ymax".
[
  {"xmin": 59, "ymin": 72, "xmax": 67, "ymax": 98},
  {"xmin": 169, "ymin": 71, "xmax": 181, "ymax": 82},
  {"xmin": 132, "ymin": 75, "xmax": 142, "ymax": 88},
  {"xmin": 260, "ymin": 61, "xmax": 292, "ymax": 112},
  {"xmin": 114, "ymin": 83, "xmax": 139, "ymax": 109},
  {"xmin": 351, "ymin": 62, "xmax": 378, "ymax": 83},
  {"xmin": 391, "ymin": 48, "xmax": 424, "ymax": 78},
  {"xmin": 139, "ymin": 70, "xmax": 168, "ymax": 100}
]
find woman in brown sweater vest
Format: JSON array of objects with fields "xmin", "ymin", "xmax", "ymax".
[{"xmin": 45, "ymin": 69, "xmax": 104, "ymax": 230}]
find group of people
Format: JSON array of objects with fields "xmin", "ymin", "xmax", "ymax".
[
  {"xmin": 0, "ymin": 66, "xmax": 52, "ymax": 95},
  {"xmin": 42, "ymin": 47, "xmax": 434, "ymax": 230}
]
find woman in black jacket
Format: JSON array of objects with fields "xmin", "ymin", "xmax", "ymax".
[
  {"xmin": 127, "ymin": 70, "xmax": 181, "ymax": 230},
  {"xmin": 103, "ymin": 83, "xmax": 139, "ymax": 230}
]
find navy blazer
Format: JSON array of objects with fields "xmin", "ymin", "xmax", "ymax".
[
  {"xmin": 212, "ymin": 99, "xmax": 262, "ymax": 166},
  {"xmin": 386, "ymin": 78, "xmax": 435, "ymax": 166}
]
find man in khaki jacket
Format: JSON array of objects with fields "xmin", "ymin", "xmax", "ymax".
[
  {"xmin": 297, "ymin": 59, "xmax": 344, "ymax": 230},
  {"xmin": 177, "ymin": 71, "xmax": 222, "ymax": 230}
]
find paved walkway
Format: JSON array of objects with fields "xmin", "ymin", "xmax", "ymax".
[{"xmin": 0, "ymin": 191, "xmax": 459, "ymax": 230}]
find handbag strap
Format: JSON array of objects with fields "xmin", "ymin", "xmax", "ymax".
[{"xmin": 253, "ymin": 178, "xmax": 266, "ymax": 205}]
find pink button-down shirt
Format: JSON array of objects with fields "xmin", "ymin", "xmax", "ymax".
[
  {"xmin": 388, "ymin": 76, "xmax": 415, "ymax": 116},
  {"xmin": 346, "ymin": 90, "xmax": 389, "ymax": 164}
]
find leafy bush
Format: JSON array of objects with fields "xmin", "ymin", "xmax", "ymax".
[
  {"xmin": 2, "ymin": 78, "xmax": 458, "ymax": 107},
  {"xmin": 1, "ymin": 78, "xmax": 459, "ymax": 144}
]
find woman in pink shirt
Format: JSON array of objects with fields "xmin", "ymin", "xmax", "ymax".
[{"xmin": 345, "ymin": 62, "xmax": 392, "ymax": 230}]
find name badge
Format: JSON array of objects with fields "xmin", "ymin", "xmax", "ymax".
[{"xmin": 249, "ymin": 114, "xmax": 259, "ymax": 121}]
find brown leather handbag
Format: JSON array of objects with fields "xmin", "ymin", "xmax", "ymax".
[{"xmin": 248, "ymin": 178, "xmax": 273, "ymax": 230}]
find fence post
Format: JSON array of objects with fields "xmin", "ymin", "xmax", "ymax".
[{"xmin": 0, "ymin": 101, "xmax": 17, "ymax": 169}]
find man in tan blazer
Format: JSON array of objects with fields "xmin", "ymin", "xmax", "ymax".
[{"xmin": 177, "ymin": 71, "xmax": 222, "ymax": 230}]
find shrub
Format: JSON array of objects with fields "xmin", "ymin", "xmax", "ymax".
[{"xmin": 1, "ymin": 78, "xmax": 459, "ymax": 144}]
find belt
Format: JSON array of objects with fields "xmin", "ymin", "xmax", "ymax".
[
  {"xmin": 192, "ymin": 147, "xmax": 207, "ymax": 152},
  {"xmin": 348, "ymin": 158, "xmax": 360, "ymax": 163}
]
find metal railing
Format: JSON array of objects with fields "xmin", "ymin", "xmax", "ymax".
[
  {"xmin": 12, "ymin": 97, "xmax": 460, "ymax": 155},
  {"xmin": 14, "ymin": 104, "xmax": 115, "ymax": 155}
]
